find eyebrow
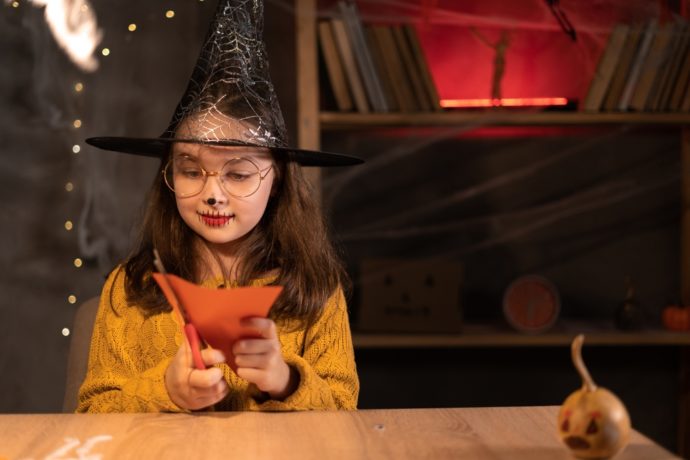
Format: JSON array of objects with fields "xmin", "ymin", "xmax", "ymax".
[{"xmin": 172, "ymin": 143, "xmax": 273, "ymax": 162}]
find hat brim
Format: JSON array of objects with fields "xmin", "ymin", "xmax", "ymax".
[{"xmin": 85, "ymin": 136, "xmax": 364, "ymax": 167}]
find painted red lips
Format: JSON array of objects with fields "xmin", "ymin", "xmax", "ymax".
[{"xmin": 197, "ymin": 211, "xmax": 234, "ymax": 227}]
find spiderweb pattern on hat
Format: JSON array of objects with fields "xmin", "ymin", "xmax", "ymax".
[{"xmin": 164, "ymin": 0, "xmax": 288, "ymax": 149}]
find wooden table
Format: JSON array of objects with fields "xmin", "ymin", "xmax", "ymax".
[{"xmin": 0, "ymin": 406, "xmax": 678, "ymax": 460}]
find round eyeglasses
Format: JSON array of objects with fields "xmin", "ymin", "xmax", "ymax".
[{"xmin": 163, "ymin": 156, "xmax": 273, "ymax": 198}]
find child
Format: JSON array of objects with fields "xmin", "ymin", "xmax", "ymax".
[{"xmin": 77, "ymin": 0, "xmax": 362, "ymax": 412}]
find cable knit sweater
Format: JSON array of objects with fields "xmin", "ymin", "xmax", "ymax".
[{"xmin": 77, "ymin": 268, "xmax": 359, "ymax": 413}]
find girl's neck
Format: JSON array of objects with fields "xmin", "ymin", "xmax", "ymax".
[{"xmin": 195, "ymin": 239, "xmax": 243, "ymax": 282}]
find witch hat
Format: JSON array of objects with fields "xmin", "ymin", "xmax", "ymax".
[{"xmin": 86, "ymin": 0, "xmax": 362, "ymax": 167}]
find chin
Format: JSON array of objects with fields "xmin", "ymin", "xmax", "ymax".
[
  {"xmin": 199, "ymin": 231, "xmax": 244, "ymax": 245},
  {"xmin": 196, "ymin": 225, "xmax": 252, "ymax": 245}
]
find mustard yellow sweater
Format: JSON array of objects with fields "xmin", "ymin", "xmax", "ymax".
[{"xmin": 77, "ymin": 268, "xmax": 359, "ymax": 413}]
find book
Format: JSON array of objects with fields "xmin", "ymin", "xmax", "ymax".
[
  {"xmin": 678, "ymin": 79, "xmax": 690, "ymax": 112},
  {"xmin": 602, "ymin": 26, "xmax": 643, "ymax": 112},
  {"xmin": 618, "ymin": 21, "xmax": 657, "ymax": 111},
  {"xmin": 629, "ymin": 22, "xmax": 674, "ymax": 111},
  {"xmin": 392, "ymin": 25, "xmax": 432, "ymax": 112},
  {"xmin": 317, "ymin": 20, "xmax": 353, "ymax": 112},
  {"xmin": 647, "ymin": 22, "xmax": 686, "ymax": 111},
  {"xmin": 371, "ymin": 25, "xmax": 418, "ymax": 112},
  {"xmin": 669, "ymin": 31, "xmax": 690, "ymax": 111},
  {"xmin": 337, "ymin": 1, "xmax": 389, "ymax": 112},
  {"xmin": 331, "ymin": 18, "xmax": 370, "ymax": 113},
  {"xmin": 402, "ymin": 23, "xmax": 442, "ymax": 111},
  {"xmin": 582, "ymin": 24, "xmax": 629, "ymax": 112},
  {"xmin": 365, "ymin": 25, "xmax": 399, "ymax": 112}
]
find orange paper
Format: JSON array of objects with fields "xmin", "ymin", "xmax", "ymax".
[{"xmin": 152, "ymin": 273, "xmax": 283, "ymax": 371}]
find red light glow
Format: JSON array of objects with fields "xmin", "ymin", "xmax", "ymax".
[{"xmin": 441, "ymin": 97, "xmax": 570, "ymax": 108}]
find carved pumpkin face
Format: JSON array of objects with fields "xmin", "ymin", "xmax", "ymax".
[{"xmin": 558, "ymin": 387, "xmax": 631, "ymax": 459}]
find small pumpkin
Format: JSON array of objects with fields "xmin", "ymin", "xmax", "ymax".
[
  {"xmin": 661, "ymin": 304, "xmax": 690, "ymax": 332},
  {"xmin": 558, "ymin": 335, "xmax": 631, "ymax": 459}
]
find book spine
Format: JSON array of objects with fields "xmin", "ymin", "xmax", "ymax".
[
  {"xmin": 402, "ymin": 24, "xmax": 442, "ymax": 111},
  {"xmin": 582, "ymin": 24, "xmax": 629, "ymax": 112},
  {"xmin": 618, "ymin": 21, "xmax": 657, "ymax": 111},
  {"xmin": 331, "ymin": 17, "xmax": 370, "ymax": 113},
  {"xmin": 318, "ymin": 20, "xmax": 353, "ymax": 112},
  {"xmin": 338, "ymin": 1, "xmax": 389, "ymax": 112},
  {"xmin": 392, "ymin": 25, "xmax": 431, "ymax": 112}
]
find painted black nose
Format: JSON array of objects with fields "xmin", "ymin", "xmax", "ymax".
[{"xmin": 206, "ymin": 198, "xmax": 217, "ymax": 205}]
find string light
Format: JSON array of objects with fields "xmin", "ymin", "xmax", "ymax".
[
  {"xmin": 55, "ymin": 2, "xmax": 208, "ymax": 327},
  {"xmin": 62, "ymin": 328, "xmax": 70, "ymax": 337},
  {"xmin": 12, "ymin": 1, "xmax": 19, "ymax": 7}
]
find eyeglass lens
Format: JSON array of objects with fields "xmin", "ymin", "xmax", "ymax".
[{"xmin": 164, "ymin": 157, "xmax": 264, "ymax": 198}]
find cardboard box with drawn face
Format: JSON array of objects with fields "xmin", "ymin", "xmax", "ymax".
[{"xmin": 358, "ymin": 259, "xmax": 463, "ymax": 333}]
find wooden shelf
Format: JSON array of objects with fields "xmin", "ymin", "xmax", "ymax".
[
  {"xmin": 353, "ymin": 324, "xmax": 690, "ymax": 348},
  {"xmin": 320, "ymin": 111, "xmax": 690, "ymax": 130}
]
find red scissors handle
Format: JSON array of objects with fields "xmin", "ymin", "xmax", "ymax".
[{"xmin": 184, "ymin": 323, "xmax": 206, "ymax": 370}]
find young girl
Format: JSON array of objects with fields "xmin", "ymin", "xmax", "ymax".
[
  {"xmin": 77, "ymin": 0, "xmax": 363, "ymax": 412},
  {"xmin": 77, "ymin": 108, "xmax": 360, "ymax": 412}
]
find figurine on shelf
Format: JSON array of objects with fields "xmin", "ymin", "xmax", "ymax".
[
  {"xmin": 558, "ymin": 335, "xmax": 631, "ymax": 459},
  {"xmin": 470, "ymin": 27, "xmax": 510, "ymax": 106},
  {"xmin": 614, "ymin": 277, "xmax": 644, "ymax": 331}
]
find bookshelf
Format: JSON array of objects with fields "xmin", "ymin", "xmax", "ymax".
[
  {"xmin": 295, "ymin": 0, "xmax": 690, "ymax": 322},
  {"xmin": 295, "ymin": 0, "xmax": 690, "ymax": 454},
  {"xmin": 320, "ymin": 111, "xmax": 690, "ymax": 128},
  {"xmin": 353, "ymin": 327, "xmax": 690, "ymax": 348}
]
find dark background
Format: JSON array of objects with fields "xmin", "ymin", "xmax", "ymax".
[{"xmin": 0, "ymin": 0, "xmax": 685, "ymax": 455}]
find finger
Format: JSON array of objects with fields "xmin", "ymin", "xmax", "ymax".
[
  {"xmin": 189, "ymin": 390, "xmax": 226, "ymax": 410},
  {"xmin": 193, "ymin": 379, "xmax": 229, "ymax": 402},
  {"xmin": 233, "ymin": 338, "xmax": 276, "ymax": 355},
  {"xmin": 235, "ymin": 352, "xmax": 269, "ymax": 369},
  {"xmin": 201, "ymin": 348, "xmax": 226, "ymax": 366},
  {"xmin": 188, "ymin": 366, "xmax": 224, "ymax": 389},
  {"xmin": 175, "ymin": 338, "xmax": 193, "ymax": 367},
  {"xmin": 240, "ymin": 317, "xmax": 277, "ymax": 339},
  {"xmin": 235, "ymin": 367, "xmax": 267, "ymax": 388}
]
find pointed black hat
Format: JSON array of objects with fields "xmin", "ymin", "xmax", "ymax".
[{"xmin": 86, "ymin": 0, "xmax": 362, "ymax": 167}]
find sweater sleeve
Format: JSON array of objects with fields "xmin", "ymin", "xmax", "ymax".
[
  {"xmin": 76, "ymin": 268, "xmax": 184, "ymax": 413},
  {"xmin": 249, "ymin": 287, "xmax": 359, "ymax": 411}
]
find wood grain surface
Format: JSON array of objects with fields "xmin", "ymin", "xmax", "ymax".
[{"xmin": 0, "ymin": 406, "xmax": 678, "ymax": 460}]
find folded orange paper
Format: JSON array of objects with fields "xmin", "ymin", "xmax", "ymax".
[{"xmin": 152, "ymin": 273, "xmax": 283, "ymax": 371}]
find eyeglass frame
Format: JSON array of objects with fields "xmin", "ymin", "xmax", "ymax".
[{"xmin": 162, "ymin": 155, "xmax": 274, "ymax": 198}]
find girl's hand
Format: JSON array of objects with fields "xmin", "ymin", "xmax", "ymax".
[
  {"xmin": 233, "ymin": 317, "xmax": 299, "ymax": 400},
  {"xmin": 165, "ymin": 341, "xmax": 229, "ymax": 410}
]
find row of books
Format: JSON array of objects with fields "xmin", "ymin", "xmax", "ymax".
[
  {"xmin": 318, "ymin": 1, "xmax": 441, "ymax": 113},
  {"xmin": 583, "ymin": 20, "xmax": 690, "ymax": 113}
]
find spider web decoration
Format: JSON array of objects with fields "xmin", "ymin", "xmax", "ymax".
[{"xmin": 162, "ymin": 0, "xmax": 288, "ymax": 148}]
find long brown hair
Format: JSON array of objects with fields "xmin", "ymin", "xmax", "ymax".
[{"xmin": 122, "ymin": 150, "xmax": 349, "ymax": 328}]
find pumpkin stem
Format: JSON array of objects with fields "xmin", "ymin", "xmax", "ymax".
[{"xmin": 572, "ymin": 334, "xmax": 597, "ymax": 392}]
